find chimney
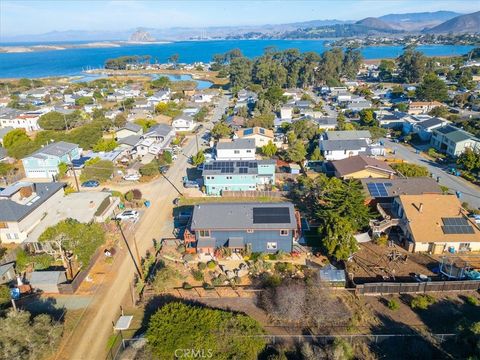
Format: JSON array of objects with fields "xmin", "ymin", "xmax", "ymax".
[{"xmin": 419, "ymin": 203, "xmax": 423, "ymax": 213}]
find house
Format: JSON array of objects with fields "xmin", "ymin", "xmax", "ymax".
[
  {"xmin": 202, "ymin": 159, "xmax": 276, "ymax": 195},
  {"xmin": 375, "ymin": 110, "xmax": 409, "ymax": 129},
  {"xmin": 0, "ymin": 126, "xmax": 14, "ymax": 146},
  {"xmin": 0, "ymin": 181, "xmax": 66, "ymax": 243},
  {"xmin": 29, "ymin": 271, "xmax": 67, "ymax": 293},
  {"xmin": 172, "ymin": 113, "xmax": 196, "ymax": 132},
  {"xmin": 216, "ymin": 138, "xmax": 256, "ymax": 161},
  {"xmin": 316, "ymin": 117, "xmax": 338, "ymax": 130},
  {"xmin": 411, "ymin": 117, "xmax": 449, "ymax": 141},
  {"xmin": 430, "ymin": 125, "xmax": 480, "ymax": 157},
  {"xmin": 235, "ymin": 127, "xmax": 274, "ymax": 147},
  {"xmin": 319, "ymin": 130, "xmax": 375, "ymax": 161},
  {"xmin": 22, "ymin": 141, "xmax": 80, "ymax": 179},
  {"xmin": 0, "ymin": 108, "xmax": 45, "ymax": 132},
  {"xmin": 0, "ymin": 262, "xmax": 16, "ymax": 285},
  {"xmin": 332, "ymin": 155, "xmax": 396, "ymax": 179},
  {"xmin": 135, "ymin": 124, "xmax": 175, "ymax": 156},
  {"xmin": 280, "ymin": 106, "xmax": 293, "ymax": 120},
  {"xmin": 226, "ymin": 115, "xmax": 246, "ymax": 130},
  {"xmin": 347, "ymin": 99, "xmax": 372, "ymax": 112},
  {"xmin": 147, "ymin": 89, "xmax": 171, "ymax": 105},
  {"xmin": 193, "ymin": 92, "xmax": 215, "ymax": 103},
  {"xmin": 381, "ymin": 194, "xmax": 480, "ymax": 253},
  {"xmin": 408, "ymin": 101, "xmax": 444, "ymax": 115},
  {"xmin": 184, "ymin": 202, "xmax": 300, "ymax": 253},
  {"xmin": 237, "ymin": 89, "xmax": 258, "ymax": 103},
  {"xmin": 283, "ymin": 89, "xmax": 303, "ymax": 101},
  {"xmin": 115, "ymin": 122, "xmax": 143, "ymax": 140},
  {"xmin": 361, "ymin": 177, "xmax": 441, "ymax": 201}
]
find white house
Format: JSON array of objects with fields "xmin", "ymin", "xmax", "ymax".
[
  {"xmin": 147, "ymin": 89, "xmax": 171, "ymax": 105},
  {"xmin": 319, "ymin": 130, "xmax": 372, "ymax": 161},
  {"xmin": 235, "ymin": 127, "xmax": 274, "ymax": 147},
  {"xmin": 0, "ymin": 107, "xmax": 49, "ymax": 132},
  {"xmin": 172, "ymin": 113, "xmax": 196, "ymax": 132},
  {"xmin": 216, "ymin": 138, "xmax": 256, "ymax": 161}
]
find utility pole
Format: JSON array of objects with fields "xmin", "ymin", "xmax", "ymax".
[
  {"xmin": 67, "ymin": 154, "xmax": 80, "ymax": 192},
  {"xmin": 114, "ymin": 215, "xmax": 143, "ymax": 280},
  {"xmin": 195, "ymin": 133, "xmax": 199, "ymax": 153}
]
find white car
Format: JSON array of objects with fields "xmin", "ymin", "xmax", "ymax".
[
  {"xmin": 115, "ymin": 210, "xmax": 139, "ymax": 221},
  {"xmin": 123, "ymin": 174, "xmax": 141, "ymax": 181}
]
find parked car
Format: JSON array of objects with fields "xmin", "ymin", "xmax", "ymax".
[
  {"xmin": 115, "ymin": 210, "xmax": 139, "ymax": 221},
  {"xmin": 82, "ymin": 180, "xmax": 100, "ymax": 188},
  {"xmin": 159, "ymin": 165, "xmax": 170, "ymax": 174},
  {"xmin": 123, "ymin": 174, "xmax": 141, "ymax": 181},
  {"xmin": 411, "ymin": 273, "xmax": 432, "ymax": 282},
  {"xmin": 183, "ymin": 176, "xmax": 199, "ymax": 188},
  {"xmin": 173, "ymin": 197, "xmax": 180, "ymax": 206}
]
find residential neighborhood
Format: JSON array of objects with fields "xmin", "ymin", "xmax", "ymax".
[{"xmin": 0, "ymin": 2, "xmax": 480, "ymax": 360}]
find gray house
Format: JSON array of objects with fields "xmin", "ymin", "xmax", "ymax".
[
  {"xmin": 430, "ymin": 125, "xmax": 480, "ymax": 157},
  {"xmin": 185, "ymin": 202, "xmax": 300, "ymax": 254}
]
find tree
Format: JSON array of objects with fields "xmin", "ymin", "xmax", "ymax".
[
  {"xmin": 93, "ymin": 138, "xmax": 117, "ymax": 152},
  {"xmin": 0, "ymin": 162, "xmax": 14, "ymax": 177},
  {"xmin": 310, "ymin": 146, "xmax": 323, "ymax": 161},
  {"xmin": 38, "ymin": 111, "xmax": 67, "ymax": 130},
  {"xmin": 146, "ymin": 302, "xmax": 265, "ymax": 360},
  {"xmin": 0, "ymin": 310, "xmax": 63, "ymax": 360},
  {"xmin": 150, "ymin": 76, "xmax": 171, "ymax": 89},
  {"xmin": 113, "ymin": 113, "xmax": 127, "ymax": 128},
  {"xmin": 211, "ymin": 122, "xmax": 232, "ymax": 139},
  {"xmin": 58, "ymin": 162, "xmax": 68, "ymax": 178},
  {"xmin": 193, "ymin": 106, "xmax": 209, "ymax": 122},
  {"xmin": 74, "ymin": 96, "xmax": 93, "ymax": 106},
  {"xmin": 134, "ymin": 118, "xmax": 157, "ymax": 131},
  {"xmin": 155, "ymin": 101, "xmax": 183, "ymax": 118},
  {"xmin": 378, "ymin": 59, "xmax": 395, "ymax": 81},
  {"xmin": 248, "ymin": 113, "xmax": 274, "ymax": 129},
  {"xmin": 428, "ymin": 106, "xmax": 450, "ymax": 118},
  {"xmin": 3, "ymin": 128, "xmax": 30, "ymax": 149},
  {"xmin": 392, "ymin": 163, "xmax": 429, "ymax": 177},
  {"xmin": 140, "ymin": 159, "xmax": 160, "ymax": 177},
  {"xmin": 359, "ymin": 109, "xmax": 377, "ymax": 127},
  {"xmin": 320, "ymin": 213, "xmax": 358, "ymax": 260},
  {"xmin": 261, "ymin": 141, "xmax": 277, "ymax": 157},
  {"xmin": 191, "ymin": 150, "xmax": 205, "ymax": 166},
  {"xmin": 39, "ymin": 218, "xmax": 105, "ymax": 267},
  {"xmin": 416, "ymin": 73, "xmax": 448, "ymax": 102},
  {"xmin": 80, "ymin": 158, "xmax": 114, "ymax": 182},
  {"xmin": 398, "ymin": 46, "xmax": 427, "ymax": 83},
  {"xmin": 162, "ymin": 150, "xmax": 173, "ymax": 164},
  {"xmin": 457, "ymin": 148, "xmax": 480, "ymax": 172},
  {"xmin": 286, "ymin": 141, "xmax": 307, "ymax": 163},
  {"xmin": 168, "ymin": 53, "xmax": 179, "ymax": 67},
  {"xmin": 229, "ymin": 57, "xmax": 253, "ymax": 89}
]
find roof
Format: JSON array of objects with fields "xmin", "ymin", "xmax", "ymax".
[
  {"xmin": 0, "ymin": 182, "xmax": 66, "ymax": 222},
  {"xmin": 0, "ymin": 147, "xmax": 7, "ymax": 160},
  {"xmin": 319, "ymin": 264, "xmax": 346, "ymax": 283},
  {"xmin": 398, "ymin": 194, "xmax": 480, "ymax": 244},
  {"xmin": 191, "ymin": 202, "xmax": 297, "ymax": 230},
  {"xmin": 197, "ymin": 238, "xmax": 217, "ymax": 248},
  {"xmin": 0, "ymin": 126, "xmax": 14, "ymax": 139},
  {"xmin": 0, "ymin": 262, "xmax": 14, "ymax": 277},
  {"xmin": 28, "ymin": 141, "xmax": 78, "ymax": 159},
  {"xmin": 332, "ymin": 155, "xmax": 395, "ymax": 177},
  {"xmin": 320, "ymin": 139, "xmax": 368, "ymax": 151},
  {"xmin": 410, "ymin": 101, "xmax": 444, "ymax": 107},
  {"xmin": 29, "ymin": 271, "xmax": 65, "ymax": 285},
  {"xmin": 118, "ymin": 135, "xmax": 142, "ymax": 147},
  {"xmin": 316, "ymin": 117, "xmax": 337, "ymax": 126},
  {"xmin": 216, "ymin": 138, "xmax": 255, "ymax": 150},
  {"xmin": 120, "ymin": 122, "xmax": 142, "ymax": 133},
  {"xmin": 202, "ymin": 159, "xmax": 275, "ymax": 176},
  {"xmin": 435, "ymin": 125, "xmax": 477, "ymax": 143},
  {"xmin": 417, "ymin": 117, "xmax": 447, "ymax": 129},
  {"xmin": 144, "ymin": 123, "xmax": 173, "ymax": 138},
  {"xmin": 361, "ymin": 177, "xmax": 442, "ymax": 198},
  {"xmin": 325, "ymin": 130, "xmax": 371, "ymax": 140},
  {"xmin": 235, "ymin": 127, "xmax": 274, "ymax": 139}
]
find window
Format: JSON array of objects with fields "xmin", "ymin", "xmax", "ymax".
[
  {"xmin": 267, "ymin": 242, "xmax": 277, "ymax": 250},
  {"xmin": 280, "ymin": 229, "xmax": 289, "ymax": 236},
  {"xmin": 246, "ymin": 150, "xmax": 252, "ymax": 153},
  {"xmin": 234, "ymin": 150, "xmax": 240, "ymax": 154},
  {"xmin": 199, "ymin": 230, "xmax": 210, "ymax": 237},
  {"xmin": 247, "ymin": 229, "xmax": 254, "ymax": 233}
]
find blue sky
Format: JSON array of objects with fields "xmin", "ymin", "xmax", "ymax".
[{"xmin": 1, "ymin": 0, "xmax": 479, "ymax": 36}]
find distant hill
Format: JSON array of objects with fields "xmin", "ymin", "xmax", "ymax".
[
  {"xmin": 424, "ymin": 11, "xmax": 480, "ymax": 33},
  {"xmin": 129, "ymin": 30, "xmax": 155, "ymax": 42},
  {"xmin": 355, "ymin": 17, "xmax": 394, "ymax": 30},
  {"xmin": 379, "ymin": 11, "xmax": 461, "ymax": 23}
]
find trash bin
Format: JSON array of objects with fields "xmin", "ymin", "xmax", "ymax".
[
  {"xmin": 144, "ymin": 200, "xmax": 151, "ymax": 208},
  {"xmin": 119, "ymin": 203, "xmax": 125, "ymax": 209}
]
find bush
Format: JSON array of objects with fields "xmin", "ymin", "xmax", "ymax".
[
  {"xmin": 375, "ymin": 235, "xmax": 388, "ymax": 246},
  {"xmin": 131, "ymin": 189, "xmax": 142, "ymax": 200},
  {"xmin": 192, "ymin": 270, "xmax": 204, "ymax": 281},
  {"xmin": 124, "ymin": 190, "xmax": 134, "ymax": 202},
  {"xmin": 465, "ymin": 295, "xmax": 479, "ymax": 306},
  {"xmin": 262, "ymin": 273, "xmax": 282, "ymax": 288},
  {"xmin": 202, "ymin": 282, "xmax": 215, "ymax": 290},
  {"xmin": 152, "ymin": 266, "xmax": 184, "ymax": 292},
  {"xmin": 197, "ymin": 262, "xmax": 206, "ymax": 271},
  {"xmin": 183, "ymin": 253, "xmax": 193, "ymax": 262},
  {"xmin": 207, "ymin": 260, "xmax": 216, "ymax": 269},
  {"xmin": 212, "ymin": 277, "xmax": 224, "ymax": 286},
  {"xmin": 411, "ymin": 294, "xmax": 436, "ymax": 310},
  {"xmin": 182, "ymin": 282, "xmax": 193, "ymax": 290},
  {"xmin": 387, "ymin": 298, "xmax": 400, "ymax": 311},
  {"xmin": 176, "ymin": 244, "xmax": 186, "ymax": 253},
  {"xmin": 274, "ymin": 262, "xmax": 295, "ymax": 274}
]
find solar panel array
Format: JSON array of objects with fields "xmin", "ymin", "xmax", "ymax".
[
  {"xmin": 366, "ymin": 182, "xmax": 392, "ymax": 197},
  {"xmin": 204, "ymin": 161, "xmax": 235, "ymax": 174},
  {"xmin": 441, "ymin": 217, "xmax": 475, "ymax": 234},
  {"xmin": 244, "ymin": 128, "xmax": 254, "ymax": 135},
  {"xmin": 235, "ymin": 161, "xmax": 257, "ymax": 168},
  {"xmin": 253, "ymin": 207, "xmax": 290, "ymax": 224}
]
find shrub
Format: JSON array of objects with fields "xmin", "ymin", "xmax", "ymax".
[
  {"xmin": 202, "ymin": 282, "xmax": 214, "ymax": 290},
  {"xmin": 387, "ymin": 298, "xmax": 400, "ymax": 311},
  {"xmin": 411, "ymin": 294, "xmax": 436, "ymax": 310},
  {"xmin": 124, "ymin": 190, "xmax": 134, "ymax": 202},
  {"xmin": 152, "ymin": 266, "xmax": 184, "ymax": 292},
  {"xmin": 192, "ymin": 270, "xmax": 204, "ymax": 281},
  {"xmin": 274, "ymin": 262, "xmax": 295, "ymax": 274},
  {"xmin": 207, "ymin": 260, "xmax": 216, "ymax": 269},
  {"xmin": 183, "ymin": 253, "xmax": 193, "ymax": 262},
  {"xmin": 375, "ymin": 235, "xmax": 388, "ymax": 246},
  {"xmin": 197, "ymin": 262, "xmax": 206, "ymax": 271},
  {"xmin": 176, "ymin": 244, "xmax": 186, "ymax": 253},
  {"xmin": 131, "ymin": 189, "xmax": 142, "ymax": 200},
  {"xmin": 212, "ymin": 277, "xmax": 224, "ymax": 286},
  {"xmin": 182, "ymin": 282, "xmax": 193, "ymax": 290},
  {"xmin": 465, "ymin": 295, "xmax": 479, "ymax": 306},
  {"xmin": 262, "ymin": 273, "xmax": 282, "ymax": 288}
]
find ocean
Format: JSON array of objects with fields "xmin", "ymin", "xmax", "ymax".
[{"xmin": 0, "ymin": 40, "xmax": 475, "ymax": 79}]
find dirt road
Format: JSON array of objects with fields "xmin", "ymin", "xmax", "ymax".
[{"xmin": 58, "ymin": 133, "xmax": 201, "ymax": 360}]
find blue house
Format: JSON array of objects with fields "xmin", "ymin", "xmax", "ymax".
[
  {"xmin": 22, "ymin": 141, "xmax": 81, "ymax": 179},
  {"xmin": 186, "ymin": 202, "xmax": 300, "ymax": 254},
  {"xmin": 202, "ymin": 160, "xmax": 275, "ymax": 195}
]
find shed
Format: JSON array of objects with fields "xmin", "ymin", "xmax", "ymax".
[
  {"xmin": 289, "ymin": 164, "xmax": 301, "ymax": 174},
  {"xmin": 319, "ymin": 264, "xmax": 346, "ymax": 287},
  {"xmin": 29, "ymin": 271, "xmax": 67, "ymax": 293},
  {"xmin": 0, "ymin": 262, "xmax": 16, "ymax": 285}
]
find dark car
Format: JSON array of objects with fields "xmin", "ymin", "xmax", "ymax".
[
  {"xmin": 159, "ymin": 165, "xmax": 170, "ymax": 174},
  {"xmin": 82, "ymin": 180, "xmax": 100, "ymax": 188}
]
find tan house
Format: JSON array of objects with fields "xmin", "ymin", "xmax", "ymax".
[
  {"xmin": 408, "ymin": 101, "xmax": 444, "ymax": 115},
  {"xmin": 235, "ymin": 127, "xmax": 274, "ymax": 147},
  {"xmin": 332, "ymin": 155, "xmax": 396, "ymax": 179},
  {"xmin": 383, "ymin": 194, "xmax": 480, "ymax": 253}
]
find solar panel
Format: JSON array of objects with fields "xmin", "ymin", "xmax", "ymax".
[
  {"xmin": 442, "ymin": 217, "xmax": 469, "ymax": 226},
  {"xmin": 366, "ymin": 183, "xmax": 391, "ymax": 197},
  {"xmin": 244, "ymin": 128, "xmax": 253, "ymax": 135},
  {"xmin": 253, "ymin": 207, "xmax": 290, "ymax": 224},
  {"xmin": 239, "ymin": 168, "xmax": 248, "ymax": 174}
]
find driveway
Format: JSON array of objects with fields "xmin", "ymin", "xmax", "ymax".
[
  {"xmin": 384, "ymin": 138, "xmax": 480, "ymax": 209},
  {"xmin": 211, "ymin": 95, "xmax": 229, "ymax": 123}
]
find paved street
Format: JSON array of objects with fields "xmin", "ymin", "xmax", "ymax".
[
  {"xmin": 383, "ymin": 138, "xmax": 480, "ymax": 209},
  {"xmin": 57, "ymin": 124, "xmax": 213, "ymax": 359}
]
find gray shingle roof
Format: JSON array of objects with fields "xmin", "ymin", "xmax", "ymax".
[
  {"xmin": 320, "ymin": 139, "xmax": 368, "ymax": 151},
  {"xmin": 325, "ymin": 130, "xmax": 371, "ymax": 140},
  {"xmin": 417, "ymin": 117, "xmax": 446, "ymax": 129},
  {"xmin": 144, "ymin": 124, "xmax": 173, "ymax": 138},
  {"xmin": 360, "ymin": 177, "xmax": 442, "ymax": 197},
  {"xmin": 121, "ymin": 122, "xmax": 142, "ymax": 133},
  {"xmin": 118, "ymin": 135, "xmax": 141, "ymax": 147},
  {"xmin": 191, "ymin": 202, "xmax": 297, "ymax": 230},
  {"xmin": 29, "ymin": 141, "xmax": 78, "ymax": 159},
  {"xmin": 216, "ymin": 138, "xmax": 255, "ymax": 150},
  {"xmin": 0, "ymin": 182, "xmax": 65, "ymax": 222}
]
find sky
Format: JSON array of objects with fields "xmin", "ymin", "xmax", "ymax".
[{"xmin": 1, "ymin": 0, "xmax": 479, "ymax": 36}]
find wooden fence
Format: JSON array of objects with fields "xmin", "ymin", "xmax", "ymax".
[
  {"xmin": 57, "ymin": 248, "xmax": 103, "ymax": 294},
  {"xmin": 221, "ymin": 190, "xmax": 287, "ymax": 198},
  {"xmin": 355, "ymin": 280, "xmax": 480, "ymax": 296}
]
